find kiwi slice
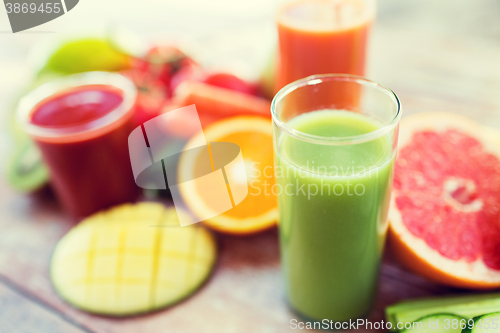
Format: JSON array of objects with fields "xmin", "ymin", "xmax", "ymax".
[
  {"xmin": 7, "ymin": 139, "xmax": 49, "ymax": 192},
  {"xmin": 50, "ymin": 203, "xmax": 217, "ymax": 316}
]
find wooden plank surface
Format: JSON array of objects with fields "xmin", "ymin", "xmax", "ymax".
[
  {"xmin": 0, "ymin": 180, "xmax": 456, "ymax": 333},
  {"xmin": 0, "ymin": 0, "xmax": 500, "ymax": 332},
  {"xmin": 0, "ymin": 279, "xmax": 88, "ymax": 333}
]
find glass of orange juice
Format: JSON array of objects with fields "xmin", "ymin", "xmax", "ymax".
[{"xmin": 276, "ymin": 0, "xmax": 376, "ymax": 91}]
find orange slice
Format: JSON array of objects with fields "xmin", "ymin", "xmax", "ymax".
[{"xmin": 178, "ymin": 116, "xmax": 278, "ymax": 235}]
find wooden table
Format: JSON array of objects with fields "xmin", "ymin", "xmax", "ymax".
[{"xmin": 1, "ymin": 0, "xmax": 500, "ymax": 332}]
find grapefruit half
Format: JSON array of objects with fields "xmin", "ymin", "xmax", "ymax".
[{"xmin": 389, "ymin": 112, "xmax": 500, "ymax": 289}]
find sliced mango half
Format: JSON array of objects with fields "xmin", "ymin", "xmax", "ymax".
[{"xmin": 51, "ymin": 202, "xmax": 217, "ymax": 316}]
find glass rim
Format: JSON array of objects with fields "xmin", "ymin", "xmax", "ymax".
[
  {"xmin": 17, "ymin": 71, "xmax": 137, "ymax": 139},
  {"xmin": 270, "ymin": 74, "xmax": 401, "ymax": 146}
]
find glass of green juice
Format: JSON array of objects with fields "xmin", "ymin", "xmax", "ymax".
[{"xmin": 271, "ymin": 74, "xmax": 401, "ymax": 322}]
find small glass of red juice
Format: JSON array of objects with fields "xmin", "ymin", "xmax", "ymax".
[{"xmin": 17, "ymin": 72, "xmax": 139, "ymax": 217}]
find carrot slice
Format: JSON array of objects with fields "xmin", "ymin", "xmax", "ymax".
[{"xmin": 173, "ymin": 81, "xmax": 272, "ymax": 119}]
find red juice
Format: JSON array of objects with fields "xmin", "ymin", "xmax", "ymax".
[{"xmin": 18, "ymin": 73, "xmax": 139, "ymax": 217}]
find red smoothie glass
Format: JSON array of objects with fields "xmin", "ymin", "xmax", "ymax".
[{"xmin": 17, "ymin": 72, "xmax": 139, "ymax": 217}]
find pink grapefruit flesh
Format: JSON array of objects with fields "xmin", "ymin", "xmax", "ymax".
[{"xmin": 389, "ymin": 112, "xmax": 500, "ymax": 289}]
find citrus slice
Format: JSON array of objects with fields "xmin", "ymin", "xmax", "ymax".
[
  {"xmin": 178, "ymin": 116, "xmax": 278, "ymax": 235},
  {"xmin": 389, "ymin": 112, "xmax": 500, "ymax": 289},
  {"xmin": 51, "ymin": 203, "xmax": 217, "ymax": 315}
]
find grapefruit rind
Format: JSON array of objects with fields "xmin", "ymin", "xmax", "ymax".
[
  {"xmin": 178, "ymin": 116, "xmax": 278, "ymax": 235},
  {"xmin": 389, "ymin": 112, "xmax": 500, "ymax": 289}
]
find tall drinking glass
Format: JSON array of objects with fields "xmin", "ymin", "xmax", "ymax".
[
  {"xmin": 272, "ymin": 74, "xmax": 400, "ymax": 322},
  {"xmin": 276, "ymin": 0, "xmax": 375, "ymax": 91}
]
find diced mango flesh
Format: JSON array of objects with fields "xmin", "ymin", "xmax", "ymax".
[{"xmin": 51, "ymin": 203, "xmax": 217, "ymax": 315}]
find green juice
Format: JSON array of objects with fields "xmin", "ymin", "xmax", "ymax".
[{"xmin": 275, "ymin": 110, "xmax": 395, "ymax": 321}]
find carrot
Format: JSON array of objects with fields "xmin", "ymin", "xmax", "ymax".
[
  {"xmin": 173, "ymin": 81, "xmax": 272, "ymax": 119},
  {"xmin": 160, "ymin": 102, "xmax": 227, "ymax": 137}
]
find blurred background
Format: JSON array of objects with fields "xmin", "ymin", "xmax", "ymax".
[{"xmin": 0, "ymin": 0, "xmax": 500, "ymax": 332}]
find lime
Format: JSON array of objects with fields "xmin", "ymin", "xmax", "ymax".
[{"xmin": 43, "ymin": 38, "xmax": 130, "ymax": 75}]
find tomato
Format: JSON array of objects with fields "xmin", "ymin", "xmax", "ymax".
[
  {"xmin": 122, "ymin": 70, "xmax": 167, "ymax": 126},
  {"xmin": 169, "ymin": 60, "xmax": 204, "ymax": 94}
]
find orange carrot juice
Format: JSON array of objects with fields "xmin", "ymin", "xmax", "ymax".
[{"xmin": 276, "ymin": 0, "xmax": 375, "ymax": 90}]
